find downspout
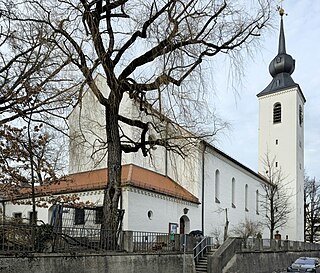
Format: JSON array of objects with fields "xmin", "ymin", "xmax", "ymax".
[
  {"xmin": 201, "ymin": 141, "xmax": 206, "ymax": 235},
  {"xmin": 165, "ymin": 122, "xmax": 168, "ymax": 176},
  {"xmin": 1, "ymin": 200, "xmax": 5, "ymax": 221}
]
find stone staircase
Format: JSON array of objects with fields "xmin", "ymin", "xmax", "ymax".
[{"xmin": 195, "ymin": 249, "xmax": 216, "ymax": 273}]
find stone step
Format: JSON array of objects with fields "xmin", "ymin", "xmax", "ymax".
[{"xmin": 195, "ymin": 248, "xmax": 217, "ymax": 273}]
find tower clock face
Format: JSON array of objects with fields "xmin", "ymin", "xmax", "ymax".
[{"xmin": 299, "ymin": 105, "xmax": 303, "ymax": 125}]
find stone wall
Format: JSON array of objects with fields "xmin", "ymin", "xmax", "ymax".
[
  {"xmin": 0, "ymin": 253, "xmax": 195, "ymax": 273},
  {"xmin": 223, "ymin": 251, "xmax": 320, "ymax": 273},
  {"xmin": 208, "ymin": 237, "xmax": 320, "ymax": 273}
]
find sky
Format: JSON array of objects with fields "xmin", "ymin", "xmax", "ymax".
[{"xmin": 210, "ymin": 2, "xmax": 320, "ymax": 179}]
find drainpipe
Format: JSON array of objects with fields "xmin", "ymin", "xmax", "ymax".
[
  {"xmin": 165, "ymin": 122, "xmax": 168, "ymax": 176},
  {"xmin": 201, "ymin": 141, "xmax": 206, "ymax": 235},
  {"xmin": 1, "ymin": 200, "xmax": 5, "ymax": 221}
]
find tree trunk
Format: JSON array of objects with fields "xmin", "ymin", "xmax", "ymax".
[
  {"xmin": 270, "ymin": 198, "xmax": 274, "ymax": 240},
  {"xmin": 101, "ymin": 97, "xmax": 123, "ymax": 249}
]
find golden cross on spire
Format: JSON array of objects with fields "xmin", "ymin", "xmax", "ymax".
[
  {"xmin": 279, "ymin": 0, "xmax": 284, "ymax": 8},
  {"xmin": 278, "ymin": 0, "xmax": 287, "ymax": 16}
]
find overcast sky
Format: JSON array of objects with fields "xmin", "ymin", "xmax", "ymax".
[{"xmin": 210, "ymin": 2, "xmax": 320, "ymax": 179}]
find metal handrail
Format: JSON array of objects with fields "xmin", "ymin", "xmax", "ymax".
[{"xmin": 193, "ymin": 236, "xmax": 213, "ymax": 260}]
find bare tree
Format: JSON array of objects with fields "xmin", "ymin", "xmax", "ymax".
[
  {"xmin": 0, "ymin": 122, "xmax": 65, "ymax": 193},
  {"xmin": 0, "ymin": 3, "xmax": 79, "ymax": 127},
  {"xmin": 1, "ymin": 0, "xmax": 272, "ymax": 237},
  {"xmin": 231, "ymin": 218, "xmax": 262, "ymax": 239},
  {"xmin": 260, "ymin": 154, "xmax": 292, "ymax": 239},
  {"xmin": 304, "ymin": 176, "xmax": 320, "ymax": 243}
]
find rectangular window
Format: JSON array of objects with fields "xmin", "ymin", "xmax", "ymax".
[
  {"xmin": 14, "ymin": 212, "xmax": 22, "ymax": 219},
  {"xmin": 74, "ymin": 208, "xmax": 85, "ymax": 225},
  {"xmin": 256, "ymin": 190, "xmax": 259, "ymax": 215},
  {"xmin": 95, "ymin": 207, "xmax": 103, "ymax": 224},
  {"xmin": 231, "ymin": 178, "xmax": 236, "ymax": 208},
  {"xmin": 273, "ymin": 103, "xmax": 281, "ymax": 123},
  {"xmin": 245, "ymin": 184, "xmax": 249, "ymax": 212}
]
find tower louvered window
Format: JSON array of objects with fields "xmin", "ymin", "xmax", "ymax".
[{"xmin": 273, "ymin": 103, "xmax": 281, "ymax": 123}]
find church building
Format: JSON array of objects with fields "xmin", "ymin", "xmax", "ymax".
[
  {"xmin": 257, "ymin": 11, "xmax": 305, "ymax": 241},
  {"xmin": 1, "ymin": 13, "xmax": 305, "ymax": 242}
]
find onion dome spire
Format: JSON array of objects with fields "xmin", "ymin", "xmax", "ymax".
[{"xmin": 257, "ymin": 7, "xmax": 298, "ymax": 97}]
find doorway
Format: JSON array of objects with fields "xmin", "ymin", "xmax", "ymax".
[{"xmin": 179, "ymin": 215, "xmax": 190, "ymax": 234}]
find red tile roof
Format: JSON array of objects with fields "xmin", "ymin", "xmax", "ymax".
[{"xmin": 33, "ymin": 164, "xmax": 199, "ymax": 204}]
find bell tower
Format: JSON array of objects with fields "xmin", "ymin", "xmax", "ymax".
[{"xmin": 257, "ymin": 9, "xmax": 306, "ymax": 241}]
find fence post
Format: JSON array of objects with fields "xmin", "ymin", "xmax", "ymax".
[
  {"xmin": 283, "ymin": 239, "xmax": 289, "ymax": 251},
  {"xmin": 123, "ymin": 231, "xmax": 134, "ymax": 252}
]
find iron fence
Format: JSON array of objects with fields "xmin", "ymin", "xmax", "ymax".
[
  {"xmin": 0, "ymin": 223, "xmax": 203, "ymax": 255},
  {"xmin": 131, "ymin": 231, "xmax": 185, "ymax": 252},
  {"xmin": 53, "ymin": 226, "xmax": 122, "ymax": 252},
  {"xmin": 0, "ymin": 223, "xmax": 122, "ymax": 254},
  {"xmin": 0, "ymin": 223, "xmax": 53, "ymax": 253}
]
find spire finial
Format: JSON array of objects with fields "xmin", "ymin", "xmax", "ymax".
[
  {"xmin": 277, "ymin": 0, "xmax": 288, "ymax": 54},
  {"xmin": 277, "ymin": 0, "xmax": 287, "ymax": 17}
]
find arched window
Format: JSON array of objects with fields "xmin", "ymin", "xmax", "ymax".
[
  {"xmin": 273, "ymin": 103, "xmax": 281, "ymax": 123},
  {"xmin": 231, "ymin": 178, "xmax": 236, "ymax": 208},
  {"xmin": 215, "ymin": 169, "xmax": 220, "ymax": 203},
  {"xmin": 256, "ymin": 190, "xmax": 259, "ymax": 215},
  {"xmin": 245, "ymin": 184, "xmax": 248, "ymax": 211}
]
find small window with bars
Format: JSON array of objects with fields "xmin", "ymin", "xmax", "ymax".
[
  {"xmin": 74, "ymin": 208, "xmax": 85, "ymax": 225},
  {"xmin": 95, "ymin": 207, "xmax": 103, "ymax": 224},
  {"xmin": 273, "ymin": 103, "xmax": 281, "ymax": 123}
]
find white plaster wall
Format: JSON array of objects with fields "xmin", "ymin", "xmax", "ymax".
[
  {"xmin": 2, "ymin": 189, "xmax": 200, "ymax": 234},
  {"xmin": 3, "ymin": 191, "xmax": 104, "ymax": 225},
  {"xmin": 4, "ymin": 203, "xmax": 49, "ymax": 223},
  {"xmin": 258, "ymin": 87, "xmax": 305, "ymax": 241},
  {"xmin": 68, "ymin": 74, "xmax": 136, "ymax": 174},
  {"xmin": 68, "ymin": 75, "xmax": 110, "ymax": 173},
  {"xmin": 68, "ymin": 75, "xmax": 202, "ymax": 198},
  {"xmin": 123, "ymin": 188, "xmax": 200, "ymax": 233},
  {"xmin": 203, "ymin": 147, "xmax": 268, "ymax": 242}
]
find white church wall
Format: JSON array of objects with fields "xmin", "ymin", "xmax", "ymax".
[
  {"xmin": 129, "ymin": 141, "xmax": 201, "ymax": 198},
  {"xmin": 68, "ymin": 74, "xmax": 136, "ymax": 174},
  {"xmin": 3, "ymin": 191, "xmax": 104, "ymax": 225},
  {"xmin": 203, "ymin": 146, "xmax": 268, "ymax": 240},
  {"xmin": 258, "ymin": 87, "xmax": 304, "ymax": 241},
  {"xmin": 68, "ymin": 74, "xmax": 202, "ymax": 198},
  {"xmin": 124, "ymin": 92, "xmax": 202, "ymax": 198},
  {"xmin": 4, "ymin": 203, "xmax": 50, "ymax": 223},
  {"xmin": 68, "ymin": 75, "xmax": 110, "ymax": 173},
  {"xmin": 3, "ymin": 188, "xmax": 200, "ymax": 235},
  {"xmin": 123, "ymin": 187, "xmax": 200, "ymax": 233}
]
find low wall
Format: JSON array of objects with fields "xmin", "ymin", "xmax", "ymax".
[
  {"xmin": 208, "ymin": 237, "xmax": 242, "ymax": 273},
  {"xmin": 0, "ymin": 253, "xmax": 195, "ymax": 273},
  {"xmin": 224, "ymin": 251, "xmax": 320, "ymax": 273},
  {"xmin": 208, "ymin": 237, "xmax": 320, "ymax": 273}
]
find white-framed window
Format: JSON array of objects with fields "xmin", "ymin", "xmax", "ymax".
[
  {"xmin": 231, "ymin": 178, "xmax": 236, "ymax": 208},
  {"xmin": 256, "ymin": 190, "xmax": 259, "ymax": 215},
  {"xmin": 215, "ymin": 169, "xmax": 220, "ymax": 203},
  {"xmin": 273, "ymin": 103, "xmax": 281, "ymax": 123},
  {"xmin": 245, "ymin": 184, "xmax": 248, "ymax": 212}
]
